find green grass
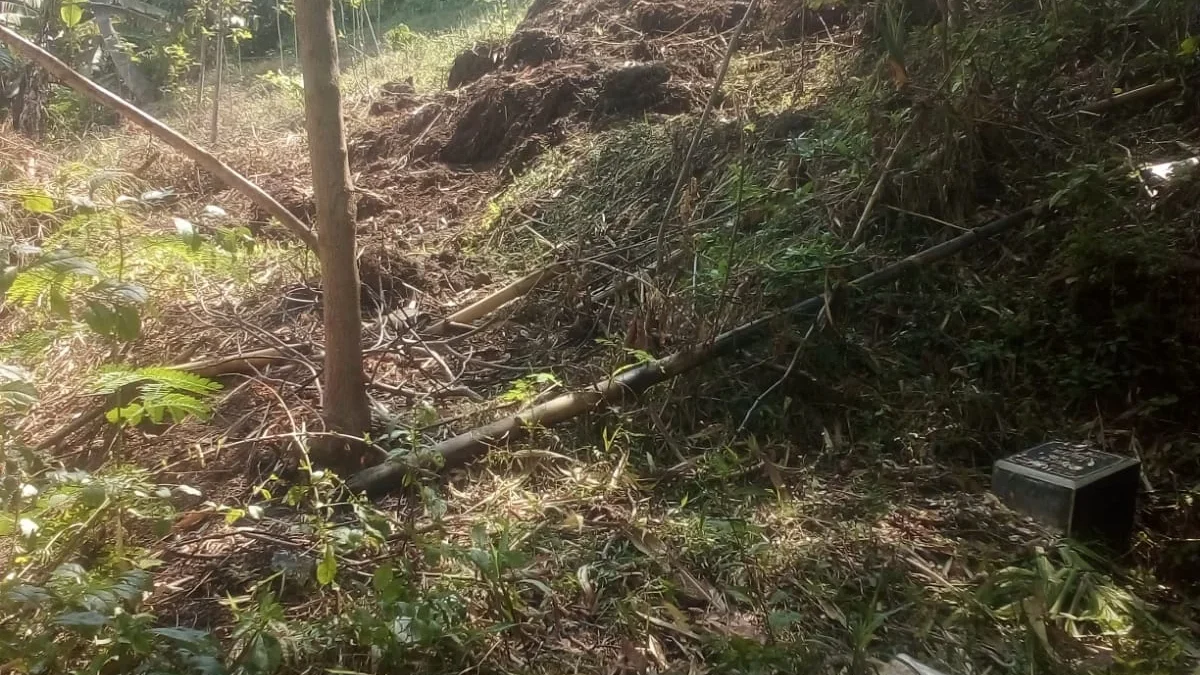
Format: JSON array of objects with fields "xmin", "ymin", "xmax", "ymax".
[{"xmin": 350, "ymin": 3, "xmax": 524, "ymax": 94}]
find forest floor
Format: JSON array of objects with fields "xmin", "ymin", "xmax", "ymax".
[{"xmin": 3, "ymin": 0, "xmax": 1200, "ymax": 673}]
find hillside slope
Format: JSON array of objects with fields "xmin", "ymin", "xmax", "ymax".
[{"xmin": 2, "ymin": 0, "xmax": 1199, "ymax": 673}]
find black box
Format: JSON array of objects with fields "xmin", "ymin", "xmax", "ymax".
[{"xmin": 992, "ymin": 442, "xmax": 1140, "ymax": 549}]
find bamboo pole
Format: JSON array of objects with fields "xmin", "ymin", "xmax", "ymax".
[
  {"xmin": 348, "ymin": 203, "xmax": 1046, "ymax": 495},
  {"xmin": 0, "ymin": 24, "xmax": 319, "ymax": 250},
  {"xmin": 426, "ymin": 262, "xmax": 566, "ymax": 335},
  {"xmin": 1078, "ymin": 79, "xmax": 1178, "ymax": 115}
]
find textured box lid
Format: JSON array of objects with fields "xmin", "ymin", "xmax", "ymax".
[{"xmin": 994, "ymin": 441, "xmax": 1140, "ymax": 490}]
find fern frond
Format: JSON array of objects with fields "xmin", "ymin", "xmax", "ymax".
[
  {"xmin": 93, "ymin": 368, "xmax": 146, "ymax": 394},
  {"xmin": 136, "ymin": 367, "xmax": 223, "ymax": 396},
  {"xmin": 141, "ymin": 392, "xmax": 213, "ymax": 423},
  {"xmin": 6, "ymin": 269, "xmax": 58, "ymax": 307}
]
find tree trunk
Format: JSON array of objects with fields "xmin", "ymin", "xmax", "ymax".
[
  {"xmin": 295, "ymin": 0, "xmax": 371, "ymax": 463},
  {"xmin": 94, "ymin": 11, "xmax": 158, "ymax": 104},
  {"xmin": 209, "ymin": 0, "xmax": 225, "ymax": 145}
]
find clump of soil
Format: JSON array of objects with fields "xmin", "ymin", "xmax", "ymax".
[
  {"xmin": 504, "ymin": 28, "xmax": 567, "ymax": 68},
  {"xmin": 447, "ymin": 41, "xmax": 504, "ymax": 90},
  {"xmin": 634, "ymin": 0, "xmax": 743, "ymax": 35},
  {"xmin": 440, "ymin": 64, "xmax": 599, "ymax": 166},
  {"xmin": 595, "ymin": 61, "xmax": 691, "ymax": 117},
  {"xmin": 369, "ymin": 78, "xmax": 419, "ymax": 115}
]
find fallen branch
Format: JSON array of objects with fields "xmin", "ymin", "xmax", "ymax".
[
  {"xmin": 1074, "ymin": 79, "xmax": 1179, "ymax": 116},
  {"xmin": 426, "ymin": 262, "xmax": 566, "ymax": 335},
  {"xmin": 348, "ymin": 203, "xmax": 1046, "ymax": 495},
  {"xmin": 175, "ymin": 345, "xmax": 313, "ymax": 377},
  {"xmin": 0, "ymin": 24, "xmax": 319, "ymax": 251}
]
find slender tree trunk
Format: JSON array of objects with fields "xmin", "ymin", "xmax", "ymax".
[
  {"xmin": 276, "ymin": 0, "xmax": 285, "ymax": 71},
  {"xmin": 197, "ymin": 22, "xmax": 207, "ymax": 103},
  {"xmin": 209, "ymin": 0, "xmax": 225, "ymax": 145},
  {"xmin": 295, "ymin": 0, "xmax": 370, "ymax": 461},
  {"xmin": 363, "ymin": 3, "xmax": 379, "ymax": 55}
]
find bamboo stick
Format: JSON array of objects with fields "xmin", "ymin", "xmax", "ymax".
[{"xmin": 348, "ymin": 203, "xmax": 1046, "ymax": 495}]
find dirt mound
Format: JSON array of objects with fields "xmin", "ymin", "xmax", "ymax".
[
  {"xmin": 287, "ymin": 0, "xmax": 832, "ymax": 249},
  {"xmin": 355, "ymin": 55, "xmax": 699, "ymax": 174}
]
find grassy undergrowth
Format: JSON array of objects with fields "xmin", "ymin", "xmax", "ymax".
[
  {"xmin": 3, "ymin": 0, "xmax": 1200, "ymax": 673},
  {"xmin": 471, "ymin": 0, "xmax": 1200, "ymax": 670}
]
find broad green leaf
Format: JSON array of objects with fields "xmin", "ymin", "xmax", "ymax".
[
  {"xmin": 248, "ymin": 635, "xmax": 282, "ymax": 672},
  {"xmin": 21, "ymin": 190, "xmax": 54, "ymax": 214},
  {"xmin": 113, "ymin": 304, "xmax": 142, "ymax": 341},
  {"xmin": 38, "ymin": 249, "xmax": 100, "ymax": 277},
  {"xmin": 373, "ymin": 563, "xmax": 394, "ymax": 593},
  {"xmin": 79, "ymin": 483, "xmax": 106, "ymax": 508},
  {"xmin": 56, "ymin": 611, "xmax": 109, "ymax": 628},
  {"xmin": 768, "ymin": 609, "xmax": 804, "ymax": 632},
  {"xmin": 52, "ymin": 563, "xmax": 89, "ymax": 583},
  {"xmin": 92, "ymin": 279, "xmax": 149, "ymax": 306},
  {"xmin": 60, "ymin": 1, "xmax": 83, "ymax": 27},
  {"xmin": 150, "ymin": 626, "xmax": 213, "ymax": 648},
  {"xmin": 317, "ymin": 544, "xmax": 337, "ymax": 586},
  {"xmin": 0, "ymin": 364, "xmax": 36, "ymax": 409},
  {"xmin": 6, "ymin": 584, "xmax": 50, "ymax": 605},
  {"xmin": 1180, "ymin": 36, "xmax": 1198, "ymax": 57},
  {"xmin": 106, "ymin": 402, "xmax": 144, "ymax": 426},
  {"xmin": 82, "ymin": 301, "xmax": 118, "ymax": 337}
]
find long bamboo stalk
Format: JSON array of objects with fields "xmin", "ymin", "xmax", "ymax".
[
  {"xmin": 0, "ymin": 24, "xmax": 319, "ymax": 250},
  {"xmin": 348, "ymin": 204, "xmax": 1046, "ymax": 495}
]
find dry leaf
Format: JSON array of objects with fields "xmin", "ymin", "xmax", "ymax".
[
  {"xmin": 627, "ymin": 527, "xmax": 669, "ymax": 560},
  {"xmin": 647, "ymin": 633, "xmax": 669, "ymax": 670}
]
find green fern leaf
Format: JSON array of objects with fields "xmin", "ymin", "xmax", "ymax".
[
  {"xmin": 136, "ymin": 367, "xmax": 223, "ymax": 396},
  {"xmin": 145, "ymin": 392, "xmax": 213, "ymax": 422},
  {"xmin": 94, "ymin": 368, "xmax": 146, "ymax": 394}
]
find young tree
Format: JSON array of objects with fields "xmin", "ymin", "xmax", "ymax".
[{"xmin": 294, "ymin": 0, "xmax": 371, "ymax": 461}]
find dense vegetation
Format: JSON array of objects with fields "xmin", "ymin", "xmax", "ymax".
[{"xmin": 1, "ymin": 0, "xmax": 1199, "ymax": 673}]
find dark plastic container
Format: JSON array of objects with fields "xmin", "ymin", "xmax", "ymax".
[{"xmin": 992, "ymin": 441, "xmax": 1140, "ymax": 550}]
